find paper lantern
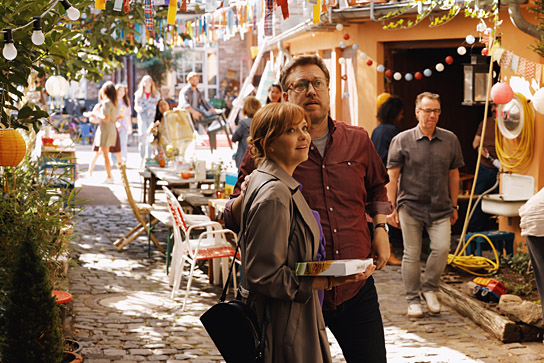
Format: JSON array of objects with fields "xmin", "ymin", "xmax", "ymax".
[
  {"xmin": 457, "ymin": 46, "xmax": 467, "ymax": 56},
  {"xmin": 359, "ymin": 52, "xmax": 367, "ymax": 59},
  {"xmin": 405, "ymin": 73, "xmax": 413, "ymax": 81},
  {"xmin": 481, "ymin": 48, "xmax": 489, "ymax": 56},
  {"xmin": 352, "ymin": 44, "xmax": 359, "ymax": 51},
  {"xmin": 45, "ymin": 75, "xmax": 69, "ymax": 97},
  {"xmin": 532, "ymin": 88, "xmax": 544, "ymax": 114},
  {"xmin": 423, "ymin": 68, "xmax": 432, "ymax": 77},
  {"xmin": 377, "ymin": 65, "xmax": 385, "ymax": 72},
  {"xmin": 445, "ymin": 56, "xmax": 454, "ymax": 65},
  {"xmin": 338, "ymin": 57, "xmax": 346, "ymax": 65},
  {"xmin": 414, "ymin": 72, "xmax": 423, "ymax": 80},
  {"xmin": 393, "ymin": 72, "xmax": 402, "ymax": 81},
  {"xmin": 466, "ymin": 35, "xmax": 475, "ymax": 44},
  {"xmin": 435, "ymin": 63, "xmax": 445, "ymax": 72},
  {"xmin": 341, "ymin": 75, "xmax": 347, "ymax": 81},
  {"xmin": 385, "ymin": 69, "xmax": 393, "ymax": 77},
  {"xmin": 366, "ymin": 59, "xmax": 373, "ymax": 66},
  {"xmin": 336, "ymin": 24, "xmax": 344, "ymax": 31},
  {"xmin": 0, "ymin": 128, "xmax": 27, "ymax": 166},
  {"xmin": 339, "ymin": 41, "xmax": 347, "ymax": 49},
  {"xmin": 343, "ymin": 34, "xmax": 350, "ymax": 40},
  {"xmin": 490, "ymin": 83, "xmax": 514, "ymax": 105},
  {"xmin": 377, "ymin": 93, "xmax": 392, "ymax": 109}
]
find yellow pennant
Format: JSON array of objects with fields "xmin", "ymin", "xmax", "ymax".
[
  {"xmin": 168, "ymin": 0, "xmax": 178, "ymax": 25},
  {"xmin": 95, "ymin": 0, "xmax": 106, "ymax": 10},
  {"xmin": 313, "ymin": 0, "xmax": 321, "ymax": 23}
]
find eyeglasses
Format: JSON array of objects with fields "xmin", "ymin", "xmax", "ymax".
[
  {"xmin": 418, "ymin": 108, "xmax": 441, "ymax": 115},
  {"xmin": 288, "ymin": 78, "xmax": 328, "ymax": 93}
]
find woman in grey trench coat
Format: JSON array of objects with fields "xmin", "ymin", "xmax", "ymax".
[{"xmin": 240, "ymin": 103, "xmax": 365, "ymax": 363}]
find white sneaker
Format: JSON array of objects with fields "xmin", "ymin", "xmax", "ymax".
[
  {"xmin": 104, "ymin": 177, "xmax": 114, "ymax": 184},
  {"xmin": 422, "ymin": 291, "xmax": 441, "ymax": 314},
  {"xmin": 407, "ymin": 303, "xmax": 424, "ymax": 318}
]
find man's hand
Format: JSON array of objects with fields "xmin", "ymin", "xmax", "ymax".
[
  {"xmin": 450, "ymin": 209, "xmax": 458, "ymax": 225},
  {"xmin": 371, "ymin": 228, "xmax": 390, "ymax": 270},
  {"xmin": 387, "ymin": 208, "xmax": 400, "ymax": 228},
  {"xmin": 189, "ymin": 108, "xmax": 202, "ymax": 121}
]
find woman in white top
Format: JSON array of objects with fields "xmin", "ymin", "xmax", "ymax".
[
  {"xmin": 115, "ymin": 84, "xmax": 133, "ymax": 163},
  {"xmin": 134, "ymin": 75, "xmax": 160, "ymax": 167}
]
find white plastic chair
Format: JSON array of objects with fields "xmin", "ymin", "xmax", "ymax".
[
  {"xmin": 162, "ymin": 186, "xmax": 210, "ymax": 226},
  {"xmin": 163, "ymin": 187, "xmax": 237, "ymax": 310}
]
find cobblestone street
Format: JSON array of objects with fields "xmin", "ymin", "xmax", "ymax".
[{"xmin": 69, "ymin": 146, "xmax": 544, "ymax": 362}]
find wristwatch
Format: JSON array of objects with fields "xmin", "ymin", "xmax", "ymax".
[
  {"xmin": 452, "ymin": 205, "xmax": 459, "ymax": 210},
  {"xmin": 374, "ymin": 223, "xmax": 389, "ymax": 233}
]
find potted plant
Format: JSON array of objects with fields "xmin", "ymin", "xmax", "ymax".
[{"xmin": 0, "ymin": 156, "xmax": 79, "ymax": 362}]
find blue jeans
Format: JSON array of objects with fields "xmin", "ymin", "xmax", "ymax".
[
  {"xmin": 323, "ymin": 276, "xmax": 386, "ymax": 363},
  {"xmin": 398, "ymin": 206, "xmax": 451, "ymax": 303},
  {"xmin": 468, "ymin": 163, "xmax": 498, "ymax": 231},
  {"xmin": 137, "ymin": 116, "xmax": 152, "ymax": 160}
]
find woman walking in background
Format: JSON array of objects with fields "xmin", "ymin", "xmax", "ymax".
[
  {"xmin": 134, "ymin": 75, "xmax": 160, "ymax": 167},
  {"xmin": 88, "ymin": 81, "xmax": 118, "ymax": 183},
  {"xmin": 265, "ymin": 84, "xmax": 282, "ymax": 104},
  {"xmin": 231, "ymin": 96, "xmax": 261, "ymax": 169},
  {"xmin": 149, "ymin": 98, "xmax": 170, "ymax": 157},
  {"xmin": 115, "ymin": 83, "xmax": 132, "ymax": 164}
]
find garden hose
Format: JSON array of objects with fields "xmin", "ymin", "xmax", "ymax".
[
  {"xmin": 448, "ymin": 233, "xmax": 500, "ymax": 277},
  {"xmin": 495, "ymin": 92, "xmax": 534, "ymax": 173}
]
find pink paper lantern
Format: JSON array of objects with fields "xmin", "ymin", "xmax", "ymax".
[{"xmin": 490, "ymin": 83, "xmax": 514, "ymax": 105}]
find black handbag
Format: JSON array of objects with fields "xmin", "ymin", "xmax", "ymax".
[{"xmin": 200, "ymin": 178, "xmax": 277, "ymax": 363}]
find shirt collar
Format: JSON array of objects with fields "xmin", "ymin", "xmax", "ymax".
[
  {"xmin": 258, "ymin": 159, "xmax": 300, "ymax": 194},
  {"xmin": 415, "ymin": 125, "xmax": 441, "ymax": 141}
]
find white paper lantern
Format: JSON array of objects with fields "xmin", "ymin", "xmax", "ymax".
[
  {"xmin": 343, "ymin": 92, "xmax": 350, "ymax": 99},
  {"xmin": 336, "ymin": 23, "xmax": 344, "ymax": 31},
  {"xmin": 466, "ymin": 35, "xmax": 476, "ymax": 45},
  {"xmin": 338, "ymin": 57, "xmax": 346, "ymax": 65},
  {"xmin": 376, "ymin": 65, "xmax": 385, "ymax": 72},
  {"xmin": 352, "ymin": 44, "xmax": 359, "ymax": 51},
  {"xmin": 45, "ymin": 75, "xmax": 69, "ymax": 97},
  {"xmin": 359, "ymin": 52, "xmax": 367, "ymax": 59},
  {"xmin": 423, "ymin": 68, "xmax": 432, "ymax": 77},
  {"xmin": 435, "ymin": 63, "xmax": 445, "ymax": 72},
  {"xmin": 339, "ymin": 41, "xmax": 347, "ymax": 49},
  {"xmin": 457, "ymin": 46, "xmax": 467, "ymax": 56},
  {"xmin": 405, "ymin": 73, "xmax": 413, "ymax": 81},
  {"xmin": 393, "ymin": 72, "xmax": 402, "ymax": 81},
  {"xmin": 532, "ymin": 88, "xmax": 544, "ymax": 114}
]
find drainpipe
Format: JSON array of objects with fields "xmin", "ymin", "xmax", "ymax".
[{"xmin": 503, "ymin": 0, "xmax": 543, "ymax": 40}]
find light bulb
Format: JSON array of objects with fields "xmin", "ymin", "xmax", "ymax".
[
  {"xmin": 3, "ymin": 43, "xmax": 17, "ymax": 60},
  {"xmin": 32, "ymin": 17, "xmax": 45, "ymax": 45},
  {"xmin": 2, "ymin": 29, "xmax": 16, "ymax": 60},
  {"xmin": 31, "ymin": 30, "xmax": 45, "ymax": 45},
  {"xmin": 66, "ymin": 7, "xmax": 80, "ymax": 21},
  {"xmin": 61, "ymin": 0, "xmax": 80, "ymax": 21}
]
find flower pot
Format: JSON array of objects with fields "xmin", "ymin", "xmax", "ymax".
[
  {"xmin": 62, "ymin": 350, "xmax": 83, "ymax": 363},
  {"xmin": 64, "ymin": 337, "xmax": 82, "ymax": 354}
]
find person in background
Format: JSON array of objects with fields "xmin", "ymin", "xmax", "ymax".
[
  {"xmin": 225, "ymin": 55, "xmax": 391, "ymax": 363},
  {"xmin": 87, "ymin": 81, "xmax": 118, "ymax": 183},
  {"xmin": 371, "ymin": 93, "xmax": 404, "ymax": 266},
  {"xmin": 134, "ymin": 75, "xmax": 160, "ymax": 167},
  {"xmin": 266, "ymin": 83, "xmax": 282, "ymax": 104},
  {"xmin": 469, "ymin": 104, "xmax": 500, "ymax": 232},
  {"xmin": 232, "ymin": 96, "xmax": 261, "ymax": 169},
  {"xmin": 114, "ymin": 83, "xmax": 132, "ymax": 164},
  {"xmin": 178, "ymin": 72, "xmax": 217, "ymax": 132},
  {"xmin": 387, "ymin": 92, "xmax": 464, "ymax": 318},
  {"xmin": 240, "ymin": 102, "xmax": 371, "ymax": 362},
  {"xmin": 149, "ymin": 98, "xmax": 170, "ymax": 157},
  {"xmin": 519, "ymin": 187, "xmax": 544, "ymax": 327}
]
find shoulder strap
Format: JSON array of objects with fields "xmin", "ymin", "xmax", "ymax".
[{"xmin": 219, "ymin": 178, "xmax": 278, "ymax": 302}]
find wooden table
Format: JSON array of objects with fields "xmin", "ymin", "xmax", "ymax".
[
  {"xmin": 173, "ymin": 189, "xmax": 216, "ymax": 215},
  {"xmin": 147, "ymin": 166, "xmax": 214, "ymax": 205}
]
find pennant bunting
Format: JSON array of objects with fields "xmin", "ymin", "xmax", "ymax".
[
  {"xmin": 511, "ymin": 55, "xmax": 519, "ymax": 72},
  {"xmin": 95, "ymin": 0, "xmax": 106, "ymax": 10},
  {"xmin": 167, "ymin": 0, "xmax": 177, "ymax": 24},
  {"xmin": 144, "ymin": 0, "xmax": 155, "ymax": 38},
  {"xmin": 536, "ymin": 64, "xmax": 542, "ymax": 88},
  {"xmin": 518, "ymin": 57, "xmax": 527, "ymax": 78}
]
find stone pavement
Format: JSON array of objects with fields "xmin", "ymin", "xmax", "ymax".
[{"xmin": 69, "ymin": 146, "xmax": 544, "ymax": 363}]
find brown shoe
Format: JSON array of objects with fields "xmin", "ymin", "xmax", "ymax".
[{"xmin": 387, "ymin": 252, "xmax": 402, "ymax": 266}]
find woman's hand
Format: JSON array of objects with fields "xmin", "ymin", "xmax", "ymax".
[{"xmin": 312, "ymin": 266, "xmax": 376, "ymax": 290}]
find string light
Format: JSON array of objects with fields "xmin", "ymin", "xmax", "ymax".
[
  {"xmin": 2, "ymin": 29, "xmax": 17, "ymax": 61},
  {"xmin": 60, "ymin": 0, "xmax": 81, "ymax": 21},
  {"xmin": 0, "ymin": 0, "xmax": 80, "ymax": 60},
  {"xmin": 31, "ymin": 17, "xmax": 45, "ymax": 46}
]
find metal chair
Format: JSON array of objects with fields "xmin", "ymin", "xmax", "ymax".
[
  {"xmin": 199, "ymin": 110, "xmax": 233, "ymax": 152},
  {"xmin": 163, "ymin": 186, "xmax": 237, "ymax": 310}
]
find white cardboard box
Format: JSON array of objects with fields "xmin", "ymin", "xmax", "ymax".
[{"xmin": 296, "ymin": 259, "xmax": 374, "ymax": 276}]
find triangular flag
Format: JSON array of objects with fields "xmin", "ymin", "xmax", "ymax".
[
  {"xmin": 168, "ymin": 0, "xmax": 178, "ymax": 24},
  {"xmin": 313, "ymin": 0, "xmax": 321, "ymax": 23},
  {"xmin": 95, "ymin": 0, "xmax": 106, "ymax": 10}
]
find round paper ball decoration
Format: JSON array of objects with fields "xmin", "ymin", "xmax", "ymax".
[
  {"xmin": 414, "ymin": 72, "xmax": 423, "ymax": 80},
  {"xmin": 343, "ymin": 34, "xmax": 350, "ymax": 40},
  {"xmin": 336, "ymin": 23, "xmax": 344, "ymax": 31},
  {"xmin": 339, "ymin": 41, "xmax": 347, "ymax": 49},
  {"xmin": 376, "ymin": 93, "xmax": 392, "ymax": 109},
  {"xmin": 466, "ymin": 35, "xmax": 476, "ymax": 44},
  {"xmin": 393, "ymin": 72, "xmax": 402, "ymax": 81},
  {"xmin": 481, "ymin": 48, "xmax": 489, "ymax": 56},
  {"xmin": 385, "ymin": 69, "xmax": 393, "ymax": 77},
  {"xmin": 359, "ymin": 52, "xmax": 367, "ymax": 59},
  {"xmin": 377, "ymin": 64, "xmax": 385, "ymax": 72},
  {"xmin": 0, "ymin": 128, "xmax": 27, "ymax": 167},
  {"xmin": 532, "ymin": 87, "xmax": 544, "ymax": 114},
  {"xmin": 457, "ymin": 46, "xmax": 467, "ymax": 56},
  {"xmin": 445, "ymin": 56, "xmax": 454, "ymax": 65},
  {"xmin": 490, "ymin": 83, "xmax": 514, "ymax": 105},
  {"xmin": 405, "ymin": 73, "xmax": 413, "ymax": 81},
  {"xmin": 338, "ymin": 57, "xmax": 346, "ymax": 65},
  {"xmin": 423, "ymin": 68, "xmax": 432, "ymax": 77},
  {"xmin": 343, "ymin": 92, "xmax": 350, "ymax": 99},
  {"xmin": 366, "ymin": 59, "xmax": 373, "ymax": 66},
  {"xmin": 341, "ymin": 75, "xmax": 348, "ymax": 81},
  {"xmin": 352, "ymin": 44, "xmax": 359, "ymax": 51},
  {"xmin": 435, "ymin": 63, "xmax": 445, "ymax": 72}
]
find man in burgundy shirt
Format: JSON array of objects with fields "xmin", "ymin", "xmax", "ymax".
[{"xmin": 224, "ymin": 55, "xmax": 392, "ymax": 362}]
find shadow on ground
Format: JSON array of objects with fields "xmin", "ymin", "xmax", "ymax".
[{"xmin": 76, "ymin": 185, "xmax": 121, "ymax": 206}]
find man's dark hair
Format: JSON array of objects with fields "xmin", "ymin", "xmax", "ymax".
[
  {"xmin": 377, "ymin": 96, "xmax": 404, "ymax": 125},
  {"xmin": 279, "ymin": 55, "xmax": 330, "ymax": 92}
]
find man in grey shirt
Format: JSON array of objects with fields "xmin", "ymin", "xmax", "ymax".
[
  {"xmin": 386, "ymin": 91, "xmax": 464, "ymax": 318},
  {"xmin": 178, "ymin": 72, "xmax": 217, "ymax": 131}
]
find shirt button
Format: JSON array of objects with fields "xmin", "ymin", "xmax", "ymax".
[
  {"xmin": 329, "ymin": 207, "xmax": 333, "ymax": 211},
  {"xmin": 322, "ymin": 165, "xmax": 325, "ymax": 169},
  {"xmin": 347, "ymin": 162, "xmax": 351, "ymax": 166},
  {"xmin": 326, "ymin": 186, "xmax": 330, "ymax": 190},
  {"xmin": 336, "ymin": 250, "xmax": 339, "ymax": 254},
  {"xmin": 333, "ymin": 229, "xmax": 337, "ymax": 233}
]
